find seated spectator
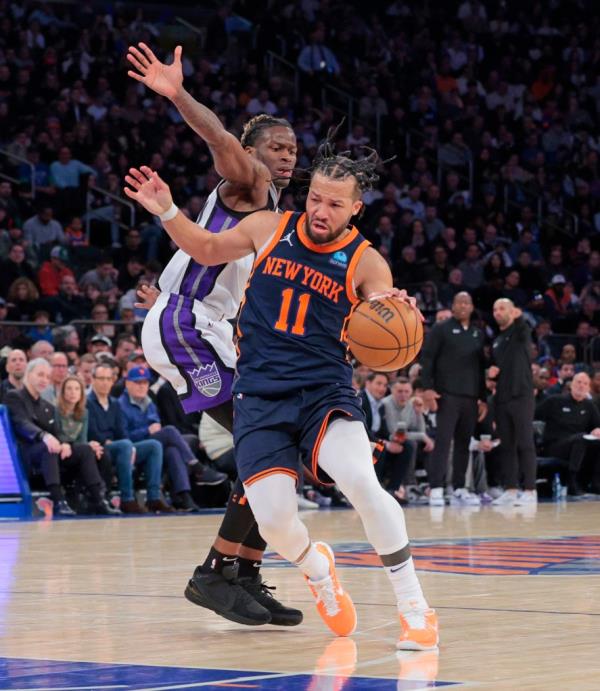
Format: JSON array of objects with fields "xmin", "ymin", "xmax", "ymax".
[
  {"xmin": 543, "ymin": 275, "xmax": 578, "ymax": 324},
  {"xmin": 380, "ymin": 378, "xmax": 435, "ymax": 493},
  {"xmin": 119, "ymin": 367, "xmax": 226, "ymax": 511},
  {"xmin": 87, "ymin": 334, "xmax": 113, "ymax": 356},
  {"xmin": 359, "ymin": 372, "xmax": 389, "ymax": 441},
  {"xmin": 0, "ymin": 348, "xmax": 27, "ymax": 403},
  {"xmin": 113, "ymin": 228, "xmax": 146, "ymax": 268},
  {"xmin": 0, "ymin": 227, "xmax": 39, "ymax": 268},
  {"xmin": 117, "ymin": 256, "xmax": 145, "ymax": 293},
  {"xmin": 6, "ymin": 277, "xmax": 43, "ymax": 322},
  {"xmin": 37, "ymin": 246, "xmax": 74, "ymax": 297},
  {"xmin": 29, "ymin": 339, "xmax": 55, "ymax": 362},
  {"xmin": 50, "ymin": 146, "xmax": 94, "ymax": 219},
  {"xmin": 113, "ymin": 334, "xmax": 138, "ymax": 370},
  {"xmin": 47, "ymin": 275, "xmax": 89, "ymax": 322},
  {"xmin": 79, "ymin": 256, "xmax": 120, "ymax": 307},
  {"xmin": 535, "ymin": 372, "xmax": 600, "ymax": 496},
  {"xmin": 546, "ymin": 361, "xmax": 575, "ymax": 395},
  {"xmin": 42, "ymin": 351, "xmax": 70, "ymax": 405},
  {"xmin": 87, "ymin": 362, "xmax": 170, "ymax": 514},
  {"xmin": 6, "ymin": 358, "xmax": 111, "ymax": 516},
  {"xmin": 56, "ymin": 375, "xmax": 119, "ymax": 514},
  {"xmin": 76, "ymin": 353, "xmax": 96, "ymax": 391},
  {"xmin": 52, "ymin": 325, "xmax": 81, "ymax": 354},
  {"xmin": 25, "ymin": 310, "xmax": 53, "ymax": 344},
  {"xmin": 0, "ymin": 298, "xmax": 20, "ymax": 347},
  {"xmin": 23, "ymin": 206, "xmax": 65, "ymax": 258},
  {"xmin": 64, "ymin": 216, "xmax": 88, "ymax": 247},
  {"xmin": 0, "ymin": 243, "xmax": 37, "ymax": 296}
]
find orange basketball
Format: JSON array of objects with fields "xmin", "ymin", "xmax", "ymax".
[{"xmin": 346, "ymin": 297, "xmax": 423, "ymax": 371}]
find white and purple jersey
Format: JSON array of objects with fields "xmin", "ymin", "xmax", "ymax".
[
  {"xmin": 142, "ymin": 181, "xmax": 280, "ymax": 414},
  {"xmin": 158, "ymin": 181, "xmax": 279, "ymax": 319}
]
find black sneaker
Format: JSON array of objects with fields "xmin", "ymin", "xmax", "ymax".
[
  {"xmin": 55, "ymin": 500, "xmax": 76, "ymax": 516},
  {"xmin": 184, "ymin": 567, "xmax": 271, "ymax": 626},
  {"xmin": 173, "ymin": 492, "xmax": 200, "ymax": 513},
  {"xmin": 238, "ymin": 575, "xmax": 303, "ymax": 626},
  {"xmin": 193, "ymin": 464, "xmax": 229, "ymax": 486},
  {"xmin": 91, "ymin": 499, "xmax": 122, "ymax": 516}
]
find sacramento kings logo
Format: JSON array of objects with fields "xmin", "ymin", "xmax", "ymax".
[{"xmin": 188, "ymin": 362, "xmax": 222, "ymax": 397}]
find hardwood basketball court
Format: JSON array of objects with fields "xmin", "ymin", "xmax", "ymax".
[{"xmin": 1, "ymin": 502, "xmax": 599, "ymax": 689}]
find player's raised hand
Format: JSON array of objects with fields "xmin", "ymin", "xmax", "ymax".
[
  {"xmin": 126, "ymin": 42, "xmax": 183, "ymax": 100},
  {"xmin": 124, "ymin": 166, "xmax": 173, "ymax": 216},
  {"xmin": 135, "ymin": 283, "xmax": 160, "ymax": 310}
]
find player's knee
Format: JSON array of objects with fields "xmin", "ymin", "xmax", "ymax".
[
  {"xmin": 339, "ymin": 468, "xmax": 385, "ymax": 512},
  {"xmin": 250, "ymin": 493, "xmax": 296, "ymax": 541}
]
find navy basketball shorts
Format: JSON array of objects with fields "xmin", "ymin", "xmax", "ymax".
[{"xmin": 233, "ymin": 383, "xmax": 366, "ymax": 487}]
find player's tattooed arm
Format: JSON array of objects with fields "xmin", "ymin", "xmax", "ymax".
[
  {"xmin": 355, "ymin": 247, "xmax": 422, "ymax": 318},
  {"xmin": 124, "ymin": 167, "xmax": 277, "ymax": 265},
  {"xmin": 126, "ymin": 43, "xmax": 262, "ymax": 189}
]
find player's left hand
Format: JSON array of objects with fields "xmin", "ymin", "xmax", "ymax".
[
  {"xmin": 127, "ymin": 43, "xmax": 184, "ymax": 101},
  {"xmin": 367, "ymin": 288, "xmax": 424, "ymax": 322},
  {"xmin": 124, "ymin": 166, "xmax": 173, "ymax": 216}
]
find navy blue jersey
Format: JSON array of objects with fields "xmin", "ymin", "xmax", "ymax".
[{"xmin": 234, "ymin": 211, "xmax": 371, "ymax": 395}]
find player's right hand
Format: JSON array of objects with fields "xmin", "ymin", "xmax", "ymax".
[
  {"xmin": 135, "ymin": 283, "xmax": 160, "ymax": 310},
  {"xmin": 126, "ymin": 43, "xmax": 183, "ymax": 101},
  {"xmin": 124, "ymin": 166, "xmax": 173, "ymax": 216}
]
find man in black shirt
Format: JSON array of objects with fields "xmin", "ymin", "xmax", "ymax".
[
  {"xmin": 489, "ymin": 299, "xmax": 537, "ymax": 506},
  {"xmin": 535, "ymin": 372, "xmax": 600, "ymax": 495},
  {"xmin": 420, "ymin": 292, "xmax": 487, "ymax": 506},
  {"xmin": 0, "ymin": 349, "xmax": 27, "ymax": 403}
]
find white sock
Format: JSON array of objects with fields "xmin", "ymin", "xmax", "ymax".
[
  {"xmin": 296, "ymin": 543, "xmax": 330, "ymax": 582},
  {"xmin": 384, "ymin": 557, "xmax": 428, "ymax": 612}
]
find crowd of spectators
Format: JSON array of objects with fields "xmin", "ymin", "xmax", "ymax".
[
  {"xmin": 2, "ymin": 0, "xmax": 600, "ymax": 513},
  {"xmin": 1, "ymin": 338, "xmax": 230, "ymax": 515}
]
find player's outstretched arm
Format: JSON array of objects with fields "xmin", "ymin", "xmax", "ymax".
[
  {"xmin": 127, "ymin": 43, "xmax": 262, "ymax": 188},
  {"xmin": 355, "ymin": 247, "xmax": 422, "ymax": 317},
  {"xmin": 124, "ymin": 166, "xmax": 276, "ymax": 265}
]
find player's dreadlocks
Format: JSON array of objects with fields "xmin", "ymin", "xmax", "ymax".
[
  {"xmin": 240, "ymin": 114, "xmax": 292, "ymax": 147},
  {"xmin": 311, "ymin": 122, "xmax": 382, "ymax": 195}
]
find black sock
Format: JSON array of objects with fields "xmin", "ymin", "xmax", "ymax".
[
  {"xmin": 237, "ymin": 557, "xmax": 262, "ymax": 579},
  {"xmin": 48, "ymin": 484, "xmax": 63, "ymax": 503},
  {"xmin": 200, "ymin": 546, "xmax": 238, "ymax": 578}
]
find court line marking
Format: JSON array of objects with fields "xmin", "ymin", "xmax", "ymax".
[
  {"xmin": 19, "ymin": 688, "xmax": 125, "ymax": 691},
  {"xmin": 122, "ymin": 656, "xmax": 425, "ymax": 691},
  {"xmin": 2, "ymin": 590, "xmax": 598, "ymax": 619}
]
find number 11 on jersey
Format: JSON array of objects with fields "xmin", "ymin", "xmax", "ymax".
[{"xmin": 275, "ymin": 288, "xmax": 311, "ymax": 336}]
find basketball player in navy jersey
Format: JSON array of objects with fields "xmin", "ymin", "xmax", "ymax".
[
  {"xmin": 126, "ymin": 43, "xmax": 302, "ymax": 627},
  {"xmin": 124, "ymin": 139, "xmax": 439, "ymax": 650}
]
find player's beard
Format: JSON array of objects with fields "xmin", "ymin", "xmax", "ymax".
[{"xmin": 306, "ymin": 214, "xmax": 350, "ymax": 245}]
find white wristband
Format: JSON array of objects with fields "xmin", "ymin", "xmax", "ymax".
[{"xmin": 159, "ymin": 203, "xmax": 178, "ymax": 222}]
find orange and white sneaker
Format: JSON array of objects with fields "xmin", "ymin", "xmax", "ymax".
[
  {"xmin": 305, "ymin": 542, "xmax": 357, "ymax": 637},
  {"xmin": 397, "ymin": 603, "xmax": 439, "ymax": 651}
]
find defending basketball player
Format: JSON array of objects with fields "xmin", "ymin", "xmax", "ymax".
[
  {"xmin": 124, "ymin": 138, "xmax": 439, "ymax": 650},
  {"xmin": 126, "ymin": 42, "xmax": 302, "ymax": 627}
]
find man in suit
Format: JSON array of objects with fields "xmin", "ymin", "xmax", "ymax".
[
  {"xmin": 5, "ymin": 358, "xmax": 113, "ymax": 516},
  {"xmin": 360, "ymin": 372, "xmax": 407, "ymax": 501},
  {"xmin": 360, "ymin": 372, "xmax": 389, "ymax": 440}
]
